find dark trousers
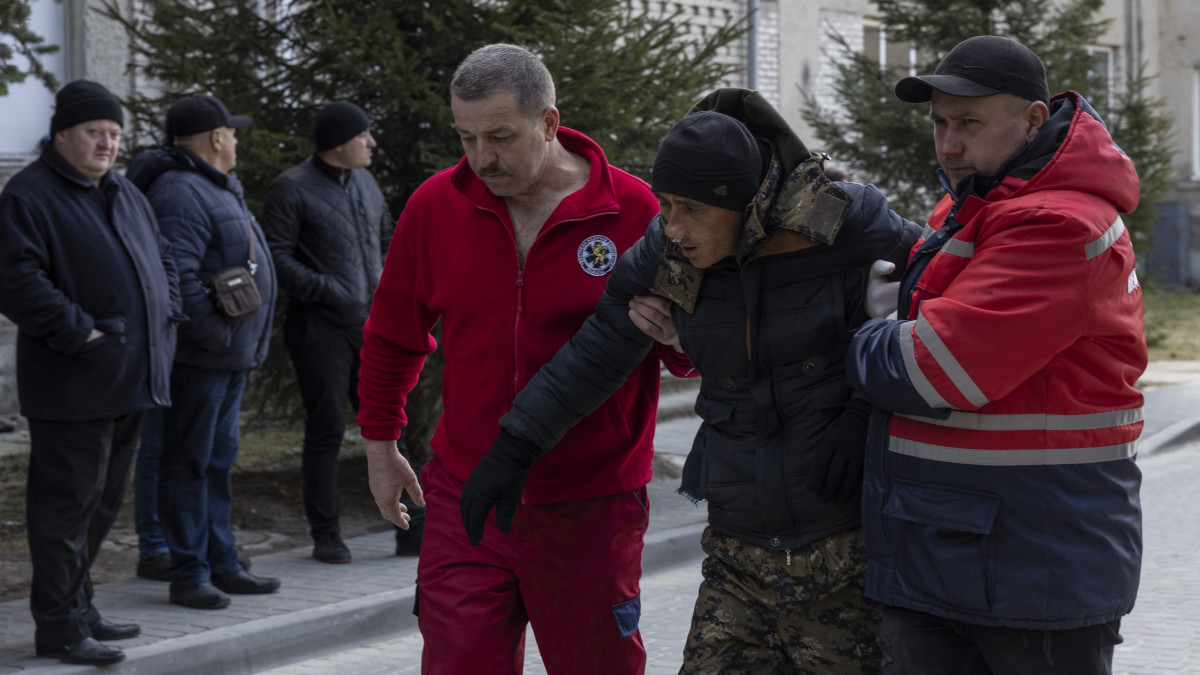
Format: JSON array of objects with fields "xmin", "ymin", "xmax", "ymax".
[
  {"xmin": 134, "ymin": 407, "xmax": 167, "ymax": 558},
  {"xmin": 26, "ymin": 413, "xmax": 144, "ymax": 651},
  {"xmin": 285, "ymin": 312, "xmax": 361, "ymax": 539},
  {"xmin": 159, "ymin": 364, "xmax": 246, "ymax": 589},
  {"xmin": 878, "ymin": 605, "xmax": 1123, "ymax": 675}
]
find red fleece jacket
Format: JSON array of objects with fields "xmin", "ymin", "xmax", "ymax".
[{"xmin": 358, "ymin": 127, "xmax": 688, "ymax": 503}]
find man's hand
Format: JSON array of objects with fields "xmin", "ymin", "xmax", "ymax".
[
  {"xmin": 366, "ymin": 439, "xmax": 426, "ymax": 529},
  {"xmin": 866, "ymin": 259, "xmax": 900, "ymax": 320},
  {"xmin": 629, "ymin": 295, "xmax": 682, "ymax": 352},
  {"xmin": 460, "ymin": 431, "xmax": 542, "ymax": 545}
]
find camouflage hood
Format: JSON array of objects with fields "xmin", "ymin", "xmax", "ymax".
[{"xmin": 655, "ymin": 88, "xmax": 853, "ymax": 312}]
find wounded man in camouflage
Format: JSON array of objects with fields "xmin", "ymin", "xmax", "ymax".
[{"xmin": 459, "ymin": 88, "xmax": 922, "ymax": 673}]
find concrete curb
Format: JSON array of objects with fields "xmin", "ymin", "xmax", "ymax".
[
  {"xmin": 1139, "ymin": 415, "xmax": 1200, "ymax": 457},
  {"xmin": 20, "ymin": 520, "xmax": 707, "ymax": 675},
  {"xmin": 114, "ymin": 587, "xmax": 419, "ymax": 675}
]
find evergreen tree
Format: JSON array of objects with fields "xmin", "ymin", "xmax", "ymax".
[
  {"xmin": 1, "ymin": 0, "xmax": 60, "ymax": 96},
  {"xmin": 102, "ymin": 0, "xmax": 745, "ymax": 462},
  {"xmin": 803, "ymin": 0, "xmax": 1174, "ymax": 254}
]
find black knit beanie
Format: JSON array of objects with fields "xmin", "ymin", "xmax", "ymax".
[
  {"xmin": 50, "ymin": 80, "xmax": 124, "ymax": 135},
  {"xmin": 314, "ymin": 101, "xmax": 370, "ymax": 152},
  {"xmin": 651, "ymin": 111, "xmax": 762, "ymax": 213}
]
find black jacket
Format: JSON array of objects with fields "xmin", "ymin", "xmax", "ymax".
[
  {"xmin": 128, "ymin": 147, "xmax": 275, "ymax": 371},
  {"xmin": 500, "ymin": 89, "xmax": 921, "ymax": 551},
  {"xmin": 261, "ymin": 156, "xmax": 391, "ymax": 326},
  {"xmin": 0, "ymin": 140, "xmax": 182, "ymax": 421}
]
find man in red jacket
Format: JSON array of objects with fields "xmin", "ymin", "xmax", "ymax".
[
  {"xmin": 849, "ymin": 35, "xmax": 1145, "ymax": 674},
  {"xmin": 357, "ymin": 43, "xmax": 688, "ymax": 674}
]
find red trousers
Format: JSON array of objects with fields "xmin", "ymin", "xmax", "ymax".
[{"xmin": 416, "ymin": 458, "xmax": 649, "ymax": 675}]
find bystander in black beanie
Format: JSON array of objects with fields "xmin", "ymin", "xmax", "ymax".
[
  {"xmin": 651, "ymin": 111, "xmax": 763, "ymax": 213},
  {"xmin": 50, "ymin": 80, "xmax": 124, "ymax": 135},
  {"xmin": 314, "ymin": 101, "xmax": 370, "ymax": 152}
]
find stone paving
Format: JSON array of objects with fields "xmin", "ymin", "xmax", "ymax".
[{"xmin": 260, "ymin": 442, "xmax": 1200, "ymax": 675}]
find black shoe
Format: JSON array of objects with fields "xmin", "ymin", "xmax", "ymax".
[
  {"xmin": 312, "ymin": 534, "xmax": 352, "ymax": 564},
  {"xmin": 136, "ymin": 552, "xmax": 171, "ymax": 582},
  {"xmin": 212, "ymin": 569, "xmax": 280, "ymax": 595},
  {"xmin": 88, "ymin": 618, "xmax": 140, "ymax": 641},
  {"xmin": 169, "ymin": 583, "xmax": 231, "ymax": 609},
  {"xmin": 394, "ymin": 522, "xmax": 423, "ymax": 557},
  {"xmin": 37, "ymin": 637, "xmax": 125, "ymax": 666}
]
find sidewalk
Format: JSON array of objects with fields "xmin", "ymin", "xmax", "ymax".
[
  {"xmin": 1, "ymin": 362, "xmax": 1198, "ymax": 674},
  {"xmin": 0, "ymin": 397, "xmax": 708, "ymax": 675}
]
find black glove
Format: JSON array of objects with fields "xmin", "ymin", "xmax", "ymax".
[
  {"xmin": 806, "ymin": 397, "xmax": 872, "ymax": 505},
  {"xmin": 460, "ymin": 430, "xmax": 544, "ymax": 546}
]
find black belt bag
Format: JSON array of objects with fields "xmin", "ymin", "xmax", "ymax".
[{"xmin": 206, "ymin": 202, "xmax": 262, "ymax": 322}]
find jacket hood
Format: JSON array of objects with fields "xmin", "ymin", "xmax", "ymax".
[
  {"xmin": 655, "ymin": 88, "xmax": 854, "ymax": 312},
  {"xmin": 949, "ymin": 91, "xmax": 1139, "ymax": 214},
  {"xmin": 127, "ymin": 146, "xmax": 236, "ymax": 195}
]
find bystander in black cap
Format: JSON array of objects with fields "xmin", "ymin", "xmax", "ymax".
[
  {"xmin": 314, "ymin": 101, "xmax": 371, "ymax": 152},
  {"xmin": 166, "ymin": 95, "xmax": 250, "ymax": 145},
  {"xmin": 50, "ymin": 80, "xmax": 124, "ymax": 135},
  {"xmin": 895, "ymin": 35, "xmax": 1050, "ymax": 106},
  {"xmin": 651, "ymin": 111, "xmax": 763, "ymax": 213}
]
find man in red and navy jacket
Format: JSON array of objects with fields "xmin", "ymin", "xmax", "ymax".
[{"xmin": 848, "ymin": 36, "xmax": 1145, "ymax": 673}]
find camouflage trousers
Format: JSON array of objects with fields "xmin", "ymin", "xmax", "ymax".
[{"xmin": 680, "ymin": 527, "xmax": 882, "ymax": 674}]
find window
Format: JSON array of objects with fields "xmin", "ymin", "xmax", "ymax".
[
  {"xmin": 1086, "ymin": 45, "xmax": 1115, "ymax": 111},
  {"xmin": 863, "ymin": 19, "xmax": 916, "ymax": 80},
  {"xmin": 1193, "ymin": 67, "xmax": 1200, "ymax": 181},
  {"xmin": 0, "ymin": 0, "xmax": 68, "ymax": 158}
]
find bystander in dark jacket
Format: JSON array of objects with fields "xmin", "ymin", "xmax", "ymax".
[
  {"xmin": 0, "ymin": 79, "xmax": 181, "ymax": 667},
  {"xmin": 126, "ymin": 94, "xmax": 280, "ymax": 613},
  {"xmin": 262, "ymin": 101, "xmax": 415, "ymax": 563}
]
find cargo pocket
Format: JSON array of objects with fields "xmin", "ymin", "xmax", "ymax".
[
  {"xmin": 611, "ymin": 595, "xmax": 641, "ymax": 639},
  {"xmin": 884, "ymin": 481, "xmax": 998, "ymax": 612}
]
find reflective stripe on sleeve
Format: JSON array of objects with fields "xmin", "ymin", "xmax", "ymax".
[
  {"xmin": 1085, "ymin": 216, "xmax": 1125, "ymax": 260},
  {"xmin": 941, "ymin": 239, "xmax": 975, "ymax": 258},
  {"xmin": 888, "ymin": 436, "xmax": 1138, "ymax": 465},
  {"xmin": 912, "ymin": 313, "xmax": 989, "ymax": 408},
  {"xmin": 899, "ymin": 320, "xmax": 951, "ymax": 409},
  {"xmin": 896, "ymin": 407, "xmax": 1143, "ymax": 431}
]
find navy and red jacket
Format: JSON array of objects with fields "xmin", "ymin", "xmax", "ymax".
[{"xmin": 849, "ymin": 91, "xmax": 1146, "ymax": 629}]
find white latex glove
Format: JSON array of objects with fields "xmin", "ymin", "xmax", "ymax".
[{"xmin": 866, "ymin": 259, "xmax": 900, "ymax": 319}]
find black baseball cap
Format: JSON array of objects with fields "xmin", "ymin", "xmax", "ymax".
[
  {"xmin": 166, "ymin": 95, "xmax": 250, "ymax": 144},
  {"xmin": 895, "ymin": 35, "xmax": 1050, "ymax": 106}
]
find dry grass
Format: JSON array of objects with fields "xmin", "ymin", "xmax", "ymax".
[{"xmin": 1144, "ymin": 288, "xmax": 1200, "ymax": 362}]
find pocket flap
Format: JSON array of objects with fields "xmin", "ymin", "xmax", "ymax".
[
  {"xmin": 694, "ymin": 395, "xmax": 735, "ymax": 424},
  {"xmin": 884, "ymin": 482, "xmax": 998, "ymax": 535}
]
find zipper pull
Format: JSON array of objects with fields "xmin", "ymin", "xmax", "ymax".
[{"xmin": 786, "ymin": 549, "xmax": 792, "ymax": 566}]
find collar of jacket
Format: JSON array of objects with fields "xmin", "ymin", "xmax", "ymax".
[
  {"xmin": 38, "ymin": 137, "xmax": 116, "ymax": 191},
  {"xmin": 170, "ymin": 146, "xmax": 239, "ymax": 192},
  {"xmin": 313, "ymin": 153, "xmax": 352, "ymax": 186},
  {"xmin": 653, "ymin": 88, "xmax": 853, "ymax": 314},
  {"xmin": 447, "ymin": 126, "xmax": 621, "ymax": 226}
]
